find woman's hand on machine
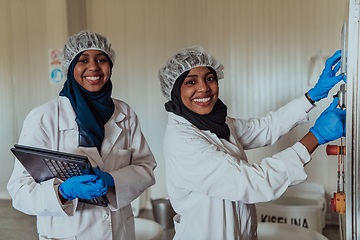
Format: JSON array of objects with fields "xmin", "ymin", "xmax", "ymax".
[
  {"xmin": 309, "ymin": 97, "xmax": 346, "ymax": 145},
  {"xmin": 307, "ymin": 50, "xmax": 345, "ymax": 102}
]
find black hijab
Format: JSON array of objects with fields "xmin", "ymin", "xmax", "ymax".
[
  {"xmin": 59, "ymin": 51, "xmax": 115, "ymax": 154},
  {"xmin": 165, "ymin": 67, "xmax": 230, "ymax": 141}
]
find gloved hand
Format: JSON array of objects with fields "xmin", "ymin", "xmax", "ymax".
[
  {"xmin": 93, "ymin": 168, "xmax": 115, "ymax": 187},
  {"xmin": 307, "ymin": 50, "xmax": 344, "ymax": 102},
  {"xmin": 310, "ymin": 97, "xmax": 346, "ymax": 145},
  {"xmin": 59, "ymin": 175, "xmax": 108, "ymax": 200}
]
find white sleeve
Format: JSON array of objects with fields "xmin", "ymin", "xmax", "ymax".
[
  {"xmin": 231, "ymin": 95, "xmax": 313, "ymax": 150},
  {"xmin": 165, "ymin": 131, "xmax": 309, "ymax": 204}
]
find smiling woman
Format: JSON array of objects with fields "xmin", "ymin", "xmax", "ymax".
[
  {"xmin": 6, "ymin": 30, "xmax": 157, "ymax": 240},
  {"xmin": 73, "ymin": 50, "xmax": 111, "ymax": 92},
  {"xmin": 180, "ymin": 66, "xmax": 219, "ymax": 115},
  {"xmin": 157, "ymin": 45, "xmax": 345, "ymax": 240}
]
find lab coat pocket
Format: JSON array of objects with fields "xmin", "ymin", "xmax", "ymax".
[
  {"xmin": 39, "ymin": 235, "xmax": 76, "ymax": 240},
  {"xmin": 105, "ymin": 148, "xmax": 132, "ymax": 171},
  {"xmin": 37, "ymin": 215, "xmax": 79, "ymax": 239}
]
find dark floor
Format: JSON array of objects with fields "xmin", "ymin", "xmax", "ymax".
[{"xmin": 0, "ymin": 199, "xmax": 338, "ymax": 240}]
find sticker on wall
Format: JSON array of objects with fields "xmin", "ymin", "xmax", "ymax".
[
  {"xmin": 50, "ymin": 49, "xmax": 62, "ymax": 65},
  {"xmin": 49, "ymin": 49, "xmax": 64, "ymax": 84},
  {"xmin": 51, "ymin": 68, "xmax": 63, "ymax": 83}
]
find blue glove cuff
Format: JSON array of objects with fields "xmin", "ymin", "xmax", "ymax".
[
  {"xmin": 305, "ymin": 93, "xmax": 315, "ymax": 105},
  {"xmin": 93, "ymin": 168, "xmax": 115, "ymax": 187},
  {"xmin": 307, "ymin": 88, "xmax": 324, "ymax": 102},
  {"xmin": 309, "ymin": 128, "xmax": 325, "ymax": 145},
  {"xmin": 59, "ymin": 184, "xmax": 75, "ymax": 200},
  {"xmin": 104, "ymin": 172, "xmax": 115, "ymax": 187}
]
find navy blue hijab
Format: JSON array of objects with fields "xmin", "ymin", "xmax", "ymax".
[{"xmin": 59, "ymin": 51, "xmax": 115, "ymax": 154}]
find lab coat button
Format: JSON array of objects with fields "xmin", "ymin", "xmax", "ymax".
[{"xmin": 103, "ymin": 214, "xmax": 109, "ymax": 220}]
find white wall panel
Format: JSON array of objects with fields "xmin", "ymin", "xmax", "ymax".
[
  {"xmin": 0, "ymin": 1, "xmax": 16, "ymax": 199},
  {"xmin": 0, "ymin": 0, "xmax": 347, "ymax": 224},
  {"xmin": 0, "ymin": 0, "xmax": 67, "ymax": 199}
]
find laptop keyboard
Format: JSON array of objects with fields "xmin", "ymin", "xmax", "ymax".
[{"xmin": 43, "ymin": 158, "xmax": 83, "ymax": 181}]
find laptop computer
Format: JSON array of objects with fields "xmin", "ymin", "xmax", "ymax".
[{"xmin": 10, "ymin": 144, "xmax": 109, "ymax": 207}]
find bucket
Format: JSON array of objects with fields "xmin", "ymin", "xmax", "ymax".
[
  {"xmin": 151, "ymin": 198, "xmax": 176, "ymax": 229},
  {"xmin": 255, "ymin": 182, "xmax": 326, "ymax": 233},
  {"xmin": 257, "ymin": 222, "xmax": 328, "ymax": 240},
  {"xmin": 134, "ymin": 218, "xmax": 163, "ymax": 240}
]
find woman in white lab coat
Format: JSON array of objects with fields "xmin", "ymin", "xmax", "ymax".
[
  {"xmin": 7, "ymin": 30, "xmax": 156, "ymax": 240},
  {"xmin": 158, "ymin": 46, "xmax": 345, "ymax": 240}
]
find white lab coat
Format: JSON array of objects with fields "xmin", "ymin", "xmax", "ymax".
[
  {"xmin": 164, "ymin": 96, "xmax": 314, "ymax": 240},
  {"xmin": 7, "ymin": 96, "xmax": 156, "ymax": 240}
]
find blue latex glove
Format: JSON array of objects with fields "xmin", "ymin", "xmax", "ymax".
[
  {"xmin": 59, "ymin": 175, "xmax": 108, "ymax": 200},
  {"xmin": 310, "ymin": 97, "xmax": 346, "ymax": 145},
  {"xmin": 93, "ymin": 168, "xmax": 115, "ymax": 187},
  {"xmin": 308, "ymin": 50, "xmax": 344, "ymax": 102}
]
